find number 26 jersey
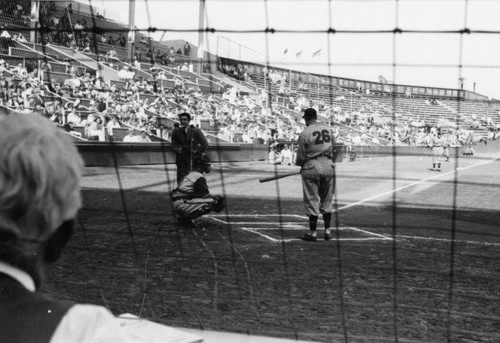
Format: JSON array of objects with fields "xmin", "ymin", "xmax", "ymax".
[{"xmin": 295, "ymin": 122, "xmax": 335, "ymax": 167}]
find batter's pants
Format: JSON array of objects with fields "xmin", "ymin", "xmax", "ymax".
[{"xmin": 301, "ymin": 159, "xmax": 336, "ymax": 216}]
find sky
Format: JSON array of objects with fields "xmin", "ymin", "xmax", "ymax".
[{"xmin": 89, "ymin": 0, "xmax": 500, "ymax": 99}]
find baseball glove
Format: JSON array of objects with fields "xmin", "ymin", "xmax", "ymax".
[{"xmin": 212, "ymin": 195, "xmax": 225, "ymax": 213}]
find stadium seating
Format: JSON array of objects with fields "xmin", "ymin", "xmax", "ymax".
[{"xmin": 1, "ymin": 0, "xmax": 498, "ymax": 148}]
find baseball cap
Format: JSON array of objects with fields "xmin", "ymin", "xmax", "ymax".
[{"xmin": 303, "ymin": 108, "xmax": 317, "ymax": 120}]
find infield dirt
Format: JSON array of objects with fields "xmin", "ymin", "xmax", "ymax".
[{"xmin": 45, "ymin": 155, "xmax": 500, "ymax": 342}]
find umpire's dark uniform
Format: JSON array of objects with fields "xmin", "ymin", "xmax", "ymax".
[{"xmin": 171, "ymin": 125, "xmax": 208, "ymax": 184}]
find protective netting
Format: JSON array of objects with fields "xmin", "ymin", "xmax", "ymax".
[{"xmin": 1, "ymin": 1, "xmax": 499, "ymax": 342}]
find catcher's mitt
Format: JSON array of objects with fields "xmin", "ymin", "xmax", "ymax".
[{"xmin": 212, "ymin": 195, "xmax": 225, "ymax": 213}]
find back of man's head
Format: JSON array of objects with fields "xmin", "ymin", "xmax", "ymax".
[
  {"xmin": 0, "ymin": 112, "xmax": 83, "ymax": 273},
  {"xmin": 192, "ymin": 154, "xmax": 212, "ymax": 174},
  {"xmin": 303, "ymin": 108, "xmax": 317, "ymax": 121}
]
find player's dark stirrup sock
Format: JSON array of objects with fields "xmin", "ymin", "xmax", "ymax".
[
  {"xmin": 438, "ymin": 163, "xmax": 441, "ymax": 169},
  {"xmin": 322, "ymin": 213, "xmax": 332, "ymax": 234},
  {"xmin": 309, "ymin": 215, "xmax": 318, "ymax": 236},
  {"xmin": 433, "ymin": 163, "xmax": 436, "ymax": 169}
]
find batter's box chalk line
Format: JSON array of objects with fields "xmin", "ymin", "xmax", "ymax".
[
  {"xmin": 206, "ymin": 214, "xmax": 391, "ymax": 243},
  {"xmin": 205, "ymin": 215, "xmax": 500, "ymax": 246}
]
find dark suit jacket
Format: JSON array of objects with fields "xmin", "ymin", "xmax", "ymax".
[
  {"xmin": 171, "ymin": 125, "xmax": 208, "ymax": 161},
  {"xmin": 0, "ymin": 273, "xmax": 73, "ymax": 343}
]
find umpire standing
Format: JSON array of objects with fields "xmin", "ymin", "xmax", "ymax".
[
  {"xmin": 171, "ymin": 112, "xmax": 209, "ymax": 185},
  {"xmin": 295, "ymin": 108, "xmax": 336, "ymax": 242}
]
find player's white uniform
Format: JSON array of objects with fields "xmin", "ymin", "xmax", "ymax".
[
  {"xmin": 171, "ymin": 171, "xmax": 217, "ymax": 219},
  {"xmin": 431, "ymin": 135, "xmax": 444, "ymax": 163},
  {"xmin": 295, "ymin": 122, "xmax": 336, "ymax": 216}
]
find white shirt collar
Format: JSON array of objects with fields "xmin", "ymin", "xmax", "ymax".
[{"xmin": 0, "ymin": 261, "xmax": 36, "ymax": 292}]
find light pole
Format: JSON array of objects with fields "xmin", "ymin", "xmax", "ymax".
[
  {"xmin": 458, "ymin": 77, "xmax": 465, "ymax": 90},
  {"xmin": 127, "ymin": 0, "xmax": 136, "ymax": 62},
  {"xmin": 197, "ymin": 0, "xmax": 206, "ymax": 73}
]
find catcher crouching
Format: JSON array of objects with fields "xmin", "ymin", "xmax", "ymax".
[{"xmin": 171, "ymin": 154, "xmax": 225, "ymax": 226}]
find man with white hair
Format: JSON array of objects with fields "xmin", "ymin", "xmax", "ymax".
[{"xmin": 0, "ymin": 111, "xmax": 137, "ymax": 342}]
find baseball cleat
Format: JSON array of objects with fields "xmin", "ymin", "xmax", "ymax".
[
  {"xmin": 324, "ymin": 233, "xmax": 331, "ymax": 241},
  {"xmin": 302, "ymin": 233, "xmax": 317, "ymax": 242}
]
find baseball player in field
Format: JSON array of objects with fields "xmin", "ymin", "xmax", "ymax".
[
  {"xmin": 429, "ymin": 132, "xmax": 444, "ymax": 171},
  {"xmin": 295, "ymin": 108, "xmax": 336, "ymax": 242},
  {"xmin": 171, "ymin": 154, "xmax": 225, "ymax": 226}
]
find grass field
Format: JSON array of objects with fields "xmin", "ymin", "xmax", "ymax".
[{"xmin": 44, "ymin": 153, "xmax": 500, "ymax": 342}]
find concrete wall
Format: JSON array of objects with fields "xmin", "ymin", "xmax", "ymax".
[
  {"xmin": 471, "ymin": 138, "xmax": 500, "ymax": 154},
  {"xmin": 345, "ymin": 141, "xmax": 499, "ymax": 161},
  {"xmin": 76, "ymin": 142, "xmax": 498, "ymax": 167},
  {"xmin": 76, "ymin": 142, "xmax": 270, "ymax": 167}
]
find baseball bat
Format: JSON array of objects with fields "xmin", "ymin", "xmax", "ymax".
[{"xmin": 259, "ymin": 171, "xmax": 300, "ymax": 183}]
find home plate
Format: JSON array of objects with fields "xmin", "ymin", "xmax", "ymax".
[{"xmin": 206, "ymin": 214, "xmax": 391, "ymax": 243}]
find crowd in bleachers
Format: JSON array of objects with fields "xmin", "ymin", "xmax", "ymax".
[
  {"xmin": 219, "ymin": 58, "xmax": 500, "ymax": 147},
  {"xmin": 0, "ymin": 1, "xmax": 31, "ymax": 26},
  {"xmin": 0, "ymin": 48, "xmax": 301, "ymax": 144},
  {"xmin": 1, "ymin": 0, "xmax": 499, "ymax": 149}
]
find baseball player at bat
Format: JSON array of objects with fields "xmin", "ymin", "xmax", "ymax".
[{"xmin": 295, "ymin": 108, "xmax": 336, "ymax": 242}]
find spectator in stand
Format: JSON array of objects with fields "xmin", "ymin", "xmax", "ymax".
[
  {"xmin": 44, "ymin": 99, "xmax": 64, "ymax": 123},
  {"xmin": 14, "ymin": 63, "xmax": 28, "ymax": 78},
  {"xmin": 183, "ymin": 42, "xmax": 191, "ymax": 56},
  {"xmin": 106, "ymin": 48, "xmax": 118, "ymax": 61},
  {"xmin": 89, "ymin": 116, "xmax": 105, "ymax": 141},
  {"xmin": 106, "ymin": 115, "xmax": 121, "ymax": 141},
  {"xmin": 133, "ymin": 58, "xmax": 141, "ymax": 70},
  {"xmin": 66, "ymin": 61, "xmax": 77, "ymax": 77},
  {"xmin": 181, "ymin": 63, "xmax": 189, "ymax": 72},
  {"xmin": 123, "ymin": 128, "xmax": 140, "ymax": 142},
  {"xmin": 73, "ymin": 21, "xmax": 84, "ymax": 46},
  {"xmin": 281, "ymin": 144, "xmax": 293, "ymax": 166},
  {"xmin": 0, "ymin": 108, "xmax": 152, "ymax": 343},
  {"xmin": 28, "ymin": 88, "xmax": 43, "ymax": 108},
  {"xmin": 81, "ymin": 42, "xmax": 91, "ymax": 54},
  {"xmin": 13, "ymin": 33, "xmax": 27, "ymax": 42},
  {"xmin": 159, "ymin": 53, "xmax": 168, "ymax": 66},
  {"xmin": 117, "ymin": 33, "xmax": 126, "ymax": 47},
  {"xmin": 268, "ymin": 145, "xmax": 282, "ymax": 165},
  {"xmin": 117, "ymin": 66, "xmax": 134, "ymax": 80},
  {"xmin": 0, "ymin": 59, "xmax": 7, "ymax": 73},
  {"xmin": 39, "ymin": 61, "xmax": 52, "ymax": 79},
  {"xmin": 138, "ymin": 129, "xmax": 152, "ymax": 142},
  {"xmin": 66, "ymin": 110, "xmax": 81, "ymax": 126}
]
